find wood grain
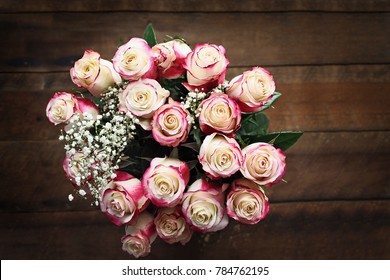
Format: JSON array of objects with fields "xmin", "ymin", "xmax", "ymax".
[
  {"xmin": 1, "ymin": 131, "xmax": 388, "ymax": 213},
  {"xmin": 0, "ymin": 13, "xmax": 388, "ymax": 72},
  {"xmin": 0, "ymin": 0, "xmax": 389, "ymax": 261},
  {"xmin": 1, "ymin": 0, "xmax": 389, "ymax": 12},
  {"xmin": 1, "ymin": 200, "xmax": 388, "ymax": 259}
]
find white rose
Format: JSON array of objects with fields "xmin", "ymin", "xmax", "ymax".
[{"xmin": 118, "ymin": 78, "xmax": 170, "ymax": 129}]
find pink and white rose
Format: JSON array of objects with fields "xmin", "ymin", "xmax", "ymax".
[
  {"xmin": 154, "ymin": 206, "xmax": 193, "ymax": 245},
  {"xmin": 181, "ymin": 178, "xmax": 229, "ymax": 232},
  {"xmin": 118, "ymin": 78, "xmax": 170, "ymax": 129},
  {"xmin": 75, "ymin": 97, "xmax": 99, "ymax": 120},
  {"xmin": 70, "ymin": 50, "xmax": 122, "ymax": 97},
  {"xmin": 46, "ymin": 92, "xmax": 78, "ymax": 125},
  {"xmin": 226, "ymin": 67, "xmax": 276, "ymax": 113},
  {"xmin": 226, "ymin": 178, "xmax": 269, "ymax": 224},
  {"xmin": 100, "ymin": 171, "xmax": 149, "ymax": 226},
  {"xmin": 113, "ymin": 38, "xmax": 156, "ymax": 81},
  {"xmin": 183, "ymin": 44, "xmax": 229, "ymax": 91},
  {"xmin": 153, "ymin": 39, "xmax": 191, "ymax": 79},
  {"xmin": 151, "ymin": 100, "xmax": 191, "ymax": 147},
  {"xmin": 62, "ymin": 150, "xmax": 91, "ymax": 186},
  {"xmin": 199, "ymin": 133, "xmax": 243, "ymax": 179},
  {"xmin": 142, "ymin": 157, "xmax": 190, "ymax": 207},
  {"xmin": 240, "ymin": 142, "xmax": 286, "ymax": 187},
  {"xmin": 121, "ymin": 212, "xmax": 157, "ymax": 258},
  {"xmin": 198, "ymin": 92, "xmax": 241, "ymax": 136}
]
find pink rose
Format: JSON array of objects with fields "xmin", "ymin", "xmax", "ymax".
[
  {"xmin": 199, "ymin": 133, "xmax": 243, "ymax": 179},
  {"xmin": 46, "ymin": 92, "xmax": 78, "ymax": 125},
  {"xmin": 198, "ymin": 92, "xmax": 241, "ymax": 136},
  {"xmin": 76, "ymin": 97, "xmax": 99, "ymax": 120},
  {"xmin": 226, "ymin": 67, "xmax": 276, "ymax": 113},
  {"xmin": 183, "ymin": 44, "xmax": 229, "ymax": 91},
  {"xmin": 63, "ymin": 150, "xmax": 91, "ymax": 186},
  {"xmin": 142, "ymin": 157, "xmax": 190, "ymax": 207},
  {"xmin": 226, "ymin": 178, "xmax": 269, "ymax": 224},
  {"xmin": 154, "ymin": 206, "xmax": 193, "ymax": 245},
  {"xmin": 70, "ymin": 50, "xmax": 122, "ymax": 97},
  {"xmin": 113, "ymin": 38, "xmax": 156, "ymax": 81},
  {"xmin": 240, "ymin": 142, "xmax": 286, "ymax": 187},
  {"xmin": 181, "ymin": 178, "xmax": 229, "ymax": 232},
  {"xmin": 151, "ymin": 100, "xmax": 191, "ymax": 147},
  {"xmin": 100, "ymin": 171, "xmax": 149, "ymax": 226},
  {"xmin": 118, "ymin": 78, "xmax": 169, "ymax": 130},
  {"xmin": 121, "ymin": 212, "xmax": 157, "ymax": 258},
  {"xmin": 153, "ymin": 39, "xmax": 191, "ymax": 79}
]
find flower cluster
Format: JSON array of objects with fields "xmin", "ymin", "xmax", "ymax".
[{"xmin": 46, "ymin": 24, "xmax": 302, "ymax": 258}]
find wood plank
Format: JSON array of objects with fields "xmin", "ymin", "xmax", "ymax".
[
  {"xmin": 1, "ymin": 0, "xmax": 389, "ymax": 12},
  {"xmin": 1, "ymin": 66, "xmax": 389, "ymax": 141},
  {"xmin": 0, "ymin": 132, "xmax": 389, "ymax": 213},
  {"xmin": 0, "ymin": 13, "xmax": 388, "ymax": 72},
  {"xmin": 0, "ymin": 200, "xmax": 388, "ymax": 259}
]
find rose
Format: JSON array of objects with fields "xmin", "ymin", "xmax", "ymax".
[
  {"xmin": 153, "ymin": 39, "xmax": 191, "ymax": 79},
  {"xmin": 100, "ymin": 171, "xmax": 149, "ymax": 226},
  {"xmin": 113, "ymin": 38, "xmax": 156, "ymax": 81},
  {"xmin": 142, "ymin": 157, "xmax": 190, "ymax": 207},
  {"xmin": 151, "ymin": 100, "xmax": 191, "ymax": 147},
  {"xmin": 46, "ymin": 92, "xmax": 78, "ymax": 125},
  {"xmin": 181, "ymin": 178, "xmax": 229, "ymax": 232},
  {"xmin": 121, "ymin": 212, "xmax": 157, "ymax": 258},
  {"xmin": 70, "ymin": 50, "xmax": 122, "ymax": 97},
  {"xmin": 118, "ymin": 78, "xmax": 170, "ymax": 130},
  {"xmin": 226, "ymin": 178, "xmax": 269, "ymax": 224},
  {"xmin": 183, "ymin": 43, "xmax": 229, "ymax": 91},
  {"xmin": 63, "ymin": 150, "xmax": 91, "ymax": 187},
  {"xmin": 226, "ymin": 67, "xmax": 276, "ymax": 113},
  {"xmin": 240, "ymin": 142, "xmax": 286, "ymax": 187},
  {"xmin": 198, "ymin": 92, "xmax": 241, "ymax": 136},
  {"xmin": 199, "ymin": 133, "xmax": 243, "ymax": 179},
  {"xmin": 76, "ymin": 97, "xmax": 99, "ymax": 120},
  {"xmin": 154, "ymin": 206, "xmax": 193, "ymax": 245}
]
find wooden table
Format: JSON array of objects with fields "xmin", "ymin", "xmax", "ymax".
[{"xmin": 0, "ymin": 0, "xmax": 389, "ymax": 259}]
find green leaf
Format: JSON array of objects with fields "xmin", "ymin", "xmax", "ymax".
[
  {"xmin": 250, "ymin": 131, "xmax": 303, "ymax": 151},
  {"xmin": 237, "ymin": 111, "xmax": 269, "ymax": 138},
  {"xmin": 259, "ymin": 92, "xmax": 282, "ymax": 112},
  {"xmin": 143, "ymin": 23, "xmax": 157, "ymax": 47}
]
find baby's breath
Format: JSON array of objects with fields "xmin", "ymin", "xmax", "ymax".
[{"xmin": 60, "ymin": 84, "xmax": 138, "ymax": 205}]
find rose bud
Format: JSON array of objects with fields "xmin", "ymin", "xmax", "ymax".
[
  {"xmin": 240, "ymin": 142, "xmax": 286, "ymax": 187},
  {"xmin": 198, "ymin": 92, "xmax": 241, "ymax": 136},
  {"xmin": 121, "ymin": 212, "xmax": 157, "ymax": 258},
  {"xmin": 199, "ymin": 133, "xmax": 243, "ymax": 179},
  {"xmin": 226, "ymin": 67, "xmax": 276, "ymax": 113},
  {"xmin": 153, "ymin": 39, "xmax": 191, "ymax": 79},
  {"xmin": 100, "ymin": 171, "xmax": 149, "ymax": 226},
  {"xmin": 154, "ymin": 206, "xmax": 193, "ymax": 245},
  {"xmin": 142, "ymin": 157, "xmax": 190, "ymax": 207},
  {"xmin": 181, "ymin": 178, "xmax": 229, "ymax": 232},
  {"xmin": 113, "ymin": 38, "xmax": 156, "ymax": 81},
  {"xmin": 183, "ymin": 43, "xmax": 229, "ymax": 91},
  {"xmin": 46, "ymin": 92, "xmax": 78, "ymax": 125},
  {"xmin": 226, "ymin": 178, "xmax": 269, "ymax": 224},
  {"xmin": 70, "ymin": 50, "xmax": 122, "ymax": 97},
  {"xmin": 151, "ymin": 100, "xmax": 191, "ymax": 147},
  {"xmin": 118, "ymin": 78, "xmax": 169, "ymax": 130}
]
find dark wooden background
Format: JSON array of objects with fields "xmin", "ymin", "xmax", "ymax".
[{"xmin": 0, "ymin": 0, "xmax": 389, "ymax": 259}]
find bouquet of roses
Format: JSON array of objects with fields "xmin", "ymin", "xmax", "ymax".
[{"xmin": 46, "ymin": 24, "xmax": 302, "ymax": 258}]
